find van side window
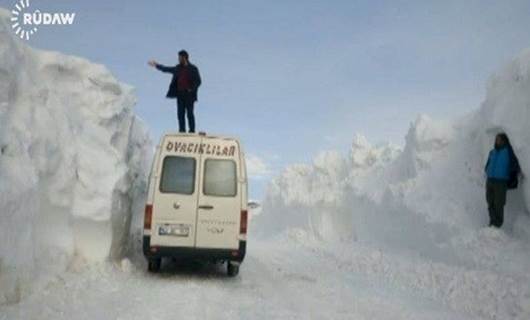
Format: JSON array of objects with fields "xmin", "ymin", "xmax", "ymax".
[
  {"xmin": 160, "ymin": 156, "xmax": 196, "ymax": 194},
  {"xmin": 203, "ymin": 159, "xmax": 237, "ymax": 197}
]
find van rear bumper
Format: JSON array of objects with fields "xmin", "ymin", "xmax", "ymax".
[{"xmin": 142, "ymin": 236, "xmax": 246, "ymax": 262}]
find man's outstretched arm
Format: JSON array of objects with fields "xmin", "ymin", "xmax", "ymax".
[{"xmin": 148, "ymin": 60, "xmax": 176, "ymax": 73}]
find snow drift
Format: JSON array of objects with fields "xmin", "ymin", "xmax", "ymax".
[
  {"xmin": 259, "ymin": 49, "xmax": 530, "ymax": 245},
  {"xmin": 0, "ymin": 9, "xmax": 151, "ymax": 304},
  {"xmin": 257, "ymin": 50, "xmax": 530, "ymax": 319}
]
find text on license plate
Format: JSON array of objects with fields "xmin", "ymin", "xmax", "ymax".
[{"xmin": 158, "ymin": 224, "xmax": 190, "ymax": 237}]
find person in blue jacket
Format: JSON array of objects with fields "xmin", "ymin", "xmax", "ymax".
[{"xmin": 484, "ymin": 133, "xmax": 521, "ymax": 228}]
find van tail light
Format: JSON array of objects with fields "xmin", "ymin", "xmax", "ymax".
[
  {"xmin": 144, "ymin": 205, "xmax": 153, "ymax": 230},
  {"xmin": 240, "ymin": 210, "xmax": 248, "ymax": 234}
]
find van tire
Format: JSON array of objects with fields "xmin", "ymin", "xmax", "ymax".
[
  {"xmin": 227, "ymin": 262, "xmax": 239, "ymax": 277},
  {"xmin": 148, "ymin": 258, "xmax": 161, "ymax": 272}
]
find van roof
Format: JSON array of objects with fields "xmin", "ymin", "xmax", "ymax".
[{"xmin": 161, "ymin": 132, "xmax": 240, "ymax": 142}]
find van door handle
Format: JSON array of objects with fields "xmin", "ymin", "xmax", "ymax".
[
  {"xmin": 198, "ymin": 205, "xmax": 214, "ymax": 210},
  {"xmin": 173, "ymin": 202, "xmax": 180, "ymax": 210}
]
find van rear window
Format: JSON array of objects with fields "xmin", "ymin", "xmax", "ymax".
[
  {"xmin": 159, "ymin": 156, "xmax": 196, "ymax": 194},
  {"xmin": 203, "ymin": 159, "xmax": 237, "ymax": 197}
]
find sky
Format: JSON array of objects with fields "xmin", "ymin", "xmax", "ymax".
[{"xmin": 2, "ymin": 0, "xmax": 530, "ymax": 198}]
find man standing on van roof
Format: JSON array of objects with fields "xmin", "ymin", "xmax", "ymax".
[{"xmin": 148, "ymin": 50, "xmax": 202, "ymax": 133}]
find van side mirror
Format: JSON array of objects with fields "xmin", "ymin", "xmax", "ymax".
[{"xmin": 248, "ymin": 201, "xmax": 260, "ymax": 209}]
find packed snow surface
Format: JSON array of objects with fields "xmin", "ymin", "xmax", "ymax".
[
  {"xmin": 0, "ymin": 8, "xmax": 151, "ymax": 304},
  {"xmin": 1, "ymin": 236, "xmax": 479, "ymax": 320},
  {"xmin": 2, "ymin": 5, "xmax": 530, "ymax": 320}
]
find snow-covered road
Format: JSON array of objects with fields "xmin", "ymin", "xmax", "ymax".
[
  {"xmin": 2, "ymin": 5, "xmax": 530, "ymax": 320},
  {"xmin": 6, "ymin": 231, "xmax": 525, "ymax": 320}
]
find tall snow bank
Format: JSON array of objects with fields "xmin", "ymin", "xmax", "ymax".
[
  {"xmin": 257, "ymin": 50, "xmax": 530, "ymax": 319},
  {"xmin": 0, "ymin": 9, "xmax": 151, "ymax": 304},
  {"xmin": 258, "ymin": 49, "xmax": 530, "ymax": 253}
]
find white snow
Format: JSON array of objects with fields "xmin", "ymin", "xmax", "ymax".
[
  {"xmin": 2, "ymin": 5, "xmax": 530, "ymax": 320},
  {"xmin": 0, "ymin": 8, "xmax": 151, "ymax": 304},
  {"xmin": 256, "ymin": 50, "xmax": 530, "ymax": 319},
  {"xmin": 1, "ymin": 235, "xmax": 477, "ymax": 320},
  {"xmin": 245, "ymin": 154, "xmax": 271, "ymax": 179}
]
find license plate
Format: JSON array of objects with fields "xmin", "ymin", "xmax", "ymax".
[{"xmin": 158, "ymin": 224, "xmax": 190, "ymax": 237}]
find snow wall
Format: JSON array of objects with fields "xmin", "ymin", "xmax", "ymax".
[
  {"xmin": 256, "ymin": 51, "xmax": 530, "ymax": 319},
  {"xmin": 0, "ymin": 9, "xmax": 151, "ymax": 304},
  {"xmin": 257, "ymin": 49, "xmax": 530, "ymax": 256}
]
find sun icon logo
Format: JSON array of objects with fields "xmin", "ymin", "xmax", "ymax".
[{"xmin": 11, "ymin": 0, "xmax": 38, "ymax": 40}]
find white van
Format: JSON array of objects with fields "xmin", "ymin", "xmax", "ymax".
[{"xmin": 143, "ymin": 132, "xmax": 248, "ymax": 276}]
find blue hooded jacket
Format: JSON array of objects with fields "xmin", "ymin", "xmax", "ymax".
[{"xmin": 486, "ymin": 146, "xmax": 511, "ymax": 180}]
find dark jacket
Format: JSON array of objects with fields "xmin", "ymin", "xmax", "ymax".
[{"xmin": 155, "ymin": 63, "xmax": 201, "ymax": 101}]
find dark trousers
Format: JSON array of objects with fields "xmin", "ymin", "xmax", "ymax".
[
  {"xmin": 176, "ymin": 93, "xmax": 195, "ymax": 133},
  {"xmin": 486, "ymin": 179, "xmax": 508, "ymax": 227}
]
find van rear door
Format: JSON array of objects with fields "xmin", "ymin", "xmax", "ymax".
[
  {"xmin": 195, "ymin": 138, "xmax": 241, "ymax": 250},
  {"xmin": 150, "ymin": 135, "xmax": 202, "ymax": 248}
]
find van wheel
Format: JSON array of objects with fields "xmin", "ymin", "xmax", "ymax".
[
  {"xmin": 227, "ymin": 262, "xmax": 239, "ymax": 277},
  {"xmin": 148, "ymin": 258, "xmax": 161, "ymax": 272}
]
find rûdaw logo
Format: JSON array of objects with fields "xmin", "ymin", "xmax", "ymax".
[{"xmin": 10, "ymin": 0, "xmax": 76, "ymax": 40}]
